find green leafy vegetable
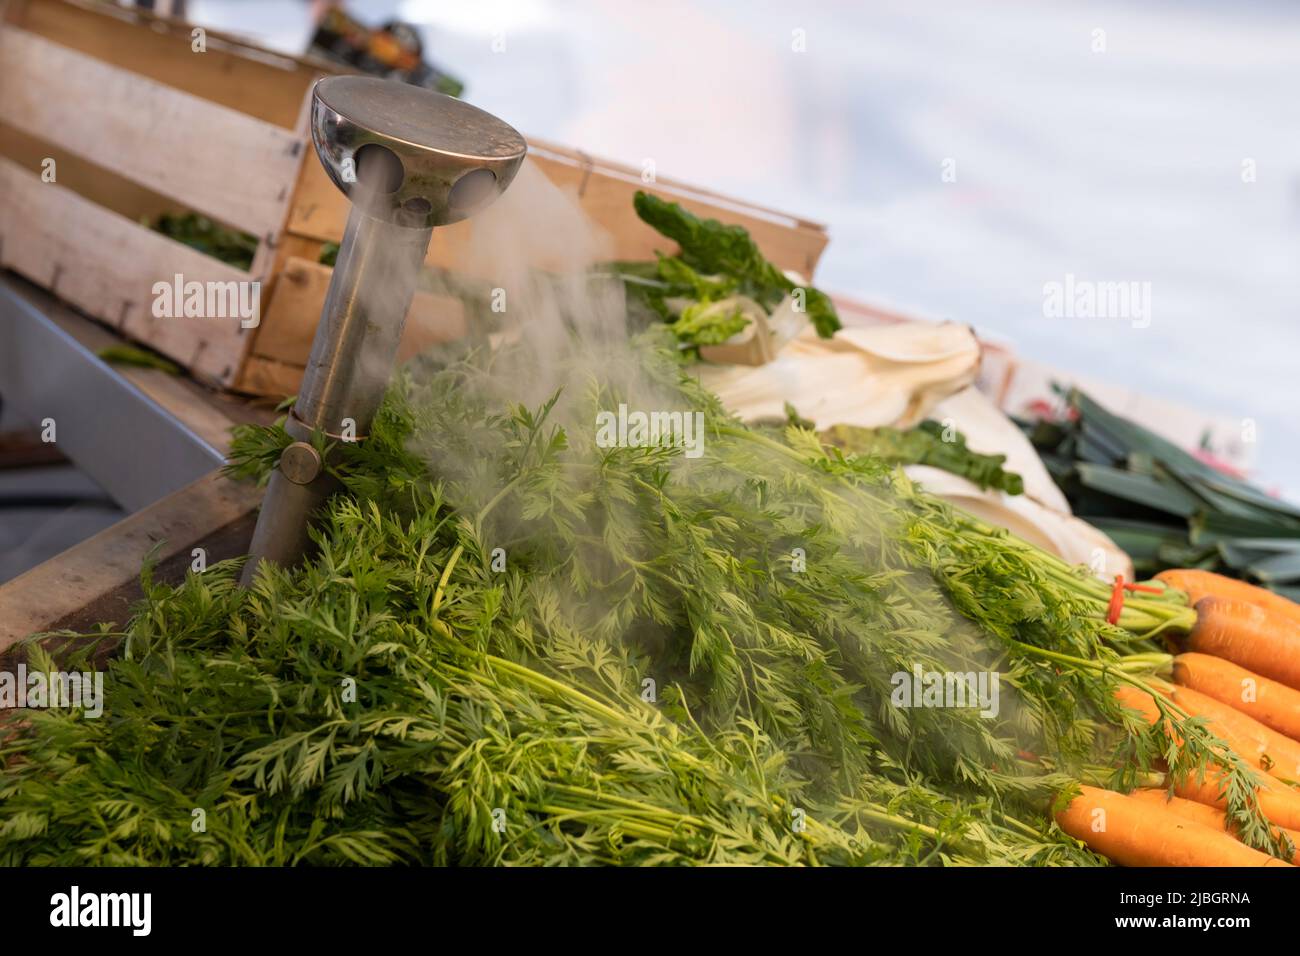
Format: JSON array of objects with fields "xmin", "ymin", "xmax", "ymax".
[
  {"xmin": 0, "ymin": 335, "xmax": 1282, "ymax": 866},
  {"xmin": 1024, "ymin": 388, "xmax": 1300, "ymax": 590},
  {"xmin": 151, "ymin": 213, "xmax": 258, "ymax": 271},
  {"xmin": 822, "ymin": 420, "xmax": 1025, "ymax": 495},
  {"xmin": 653, "ymin": 253, "xmax": 737, "ymax": 301},
  {"xmin": 633, "ymin": 191, "xmax": 841, "ymax": 338},
  {"xmin": 671, "ymin": 299, "xmax": 751, "ymax": 346},
  {"xmin": 96, "ymin": 345, "xmax": 181, "ymax": 376},
  {"xmin": 623, "ymin": 254, "xmax": 753, "ymax": 347}
]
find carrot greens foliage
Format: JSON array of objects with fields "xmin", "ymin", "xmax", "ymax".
[{"xmin": 0, "ymin": 332, "xmax": 1282, "ymax": 864}]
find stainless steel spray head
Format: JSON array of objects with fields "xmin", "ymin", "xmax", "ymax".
[
  {"xmin": 240, "ymin": 78, "xmax": 526, "ymax": 585},
  {"xmin": 312, "ymin": 75, "xmax": 527, "ymax": 228}
]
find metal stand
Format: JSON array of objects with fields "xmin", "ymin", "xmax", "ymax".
[{"xmin": 241, "ymin": 76, "xmax": 525, "ymax": 585}]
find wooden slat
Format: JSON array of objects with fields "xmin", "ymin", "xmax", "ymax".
[
  {"xmin": 0, "ymin": 157, "xmax": 250, "ymax": 386},
  {"xmin": 286, "ymin": 149, "xmax": 830, "ymax": 278},
  {"xmin": 0, "ymin": 470, "xmax": 261, "ymax": 653},
  {"xmin": 528, "ymin": 136, "xmax": 826, "ymax": 231},
  {"xmin": 538, "ymin": 154, "xmax": 830, "ymax": 279},
  {"xmin": 0, "ymin": 120, "xmax": 191, "ymax": 226},
  {"xmin": 233, "ymin": 230, "xmax": 325, "ymax": 387},
  {"xmin": 10, "ymin": 0, "xmax": 828, "ymax": 266},
  {"xmin": 234, "ymin": 354, "xmax": 308, "ymax": 400},
  {"xmin": 0, "ymin": 27, "xmax": 305, "ymax": 239},
  {"xmin": 250, "ymin": 256, "xmax": 338, "ymax": 362},
  {"xmin": 6, "ymin": 0, "xmax": 322, "ymax": 131},
  {"xmin": 285, "ymin": 157, "xmax": 360, "ymax": 247}
]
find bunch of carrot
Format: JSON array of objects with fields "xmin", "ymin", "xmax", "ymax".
[{"xmin": 1057, "ymin": 569, "xmax": 1300, "ymax": 866}]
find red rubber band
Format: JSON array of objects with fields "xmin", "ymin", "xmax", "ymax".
[
  {"xmin": 1107, "ymin": 575, "xmax": 1125, "ymax": 625},
  {"xmin": 1125, "ymin": 582, "xmax": 1162, "ymax": 594},
  {"xmin": 1107, "ymin": 575, "xmax": 1163, "ymax": 624}
]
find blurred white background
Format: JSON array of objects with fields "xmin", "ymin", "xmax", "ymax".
[{"xmin": 193, "ymin": 0, "xmax": 1300, "ymax": 497}]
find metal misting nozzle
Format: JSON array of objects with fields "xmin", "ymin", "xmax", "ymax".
[{"xmin": 240, "ymin": 76, "xmax": 526, "ymax": 585}]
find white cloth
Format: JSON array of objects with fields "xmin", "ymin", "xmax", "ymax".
[
  {"xmin": 697, "ymin": 318, "xmax": 1132, "ymax": 578},
  {"xmin": 696, "ymin": 320, "xmax": 980, "ymax": 429}
]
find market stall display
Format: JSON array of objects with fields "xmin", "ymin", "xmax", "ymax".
[
  {"xmin": 4, "ymin": 302, "xmax": 1300, "ymax": 866},
  {"xmin": 1, "ymin": 0, "xmax": 1296, "ymax": 878}
]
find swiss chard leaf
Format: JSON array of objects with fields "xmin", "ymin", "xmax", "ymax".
[
  {"xmin": 821, "ymin": 419, "xmax": 1025, "ymax": 495},
  {"xmin": 634, "ymin": 191, "xmax": 841, "ymax": 338}
]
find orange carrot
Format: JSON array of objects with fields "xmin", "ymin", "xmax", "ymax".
[
  {"xmin": 1116, "ymin": 683, "xmax": 1266, "ymax": 770},
  {"xmin": 1157, "ymin": 569, "xmax": 1300, "ymax": 628},
  {"xmin": 1174, "ymin": 652, "xmax": 1300, "ymax": 744},
  {"xmin": 1167, "ymin": 684, "xmax": 1300, "ymax": 782},
  {"xmin": 1114, "ymin": 685, "xmax": 1164, "ymax": 725},
  {"xmin": 1175, "ymin": 770, "xmax": 1300, "ymax": 831},
  {"xmin": 1131, "ymin": 788, "xmax": 1230, "ymax": 828},
  {"xmin": 1056, "ymin": 785, "xmax": 1290, "ymax": 866},
  {"xmin": 1130, "ymin": 788, "xmax": 1300, "ymax": 863},
  {"xmin": 1186, "ymin": 596, "xmax": 1300, "ymax": 692}
]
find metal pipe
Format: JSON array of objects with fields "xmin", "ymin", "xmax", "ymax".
[
  {"xmin": 240, "ymin": 76, "xmax": 525, "ymax": 586},
  {"xmin": 297, "ymin": 208, "xmax": 432, "ymax": 439},
  {"xmin": 240, "ymin": 209, "xmax": 430, "ymax": 582}
]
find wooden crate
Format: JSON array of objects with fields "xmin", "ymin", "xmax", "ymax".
[
  {"xmin": 0, "ymin": 0, "xmax": 319, "ymax": 388},
  {"xmin": 0, "ymin": 0, "xmax": 831, "ymax": 399}
]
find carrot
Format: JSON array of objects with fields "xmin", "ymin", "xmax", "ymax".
[
  {"xmin": 1055, "ymin": 785, "xmax": 1290, "ymax": 866},
  {"xmin": 1117, "ymin": 683, "xmax": 1266, "ymax": 771},
  {"xmin": 1130, "ymin": 788, "xmax": 1300, "ymax": 863},
  {"xmin": 1157, "ymin": 569, "xmax": 1300, "ymax": 628},
  {"xmin": 1186, "ymin": 596, "xmax": 1300, "ymax": 692},
  {"xmin": 1131, "ymin": 788, "xmax": 1229, "ymax": 828},
  {"xmin": 1174, "ymin": 652, "xmax": 1300, "ymax": 743},
  {"xmin": 1175, "ymin": 770, "xmax": 1300, "ymax": 831},
  {"xmin": 1167, "ymin": 684, "xmax": 1300, "ymax": 782},
  {"xmin": 1114, "ymin": 684, "xmax": 1164, "ymax": 724},
  {"xmin": 1113, "ymin": 682, "xmax": 1300, "ymax": 786}
]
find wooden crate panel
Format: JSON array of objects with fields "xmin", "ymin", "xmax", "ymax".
[
  {"xmin": 0, "ymin": 470, "xmax": 260, "ymax": 653},
  {"xmin": 234, "ymin": 354, "xmax": 307, "ymax": 400},
  {"xmin": 285, "ymin": 143, "xmax": 829, "ymax": 279},
  {"xmin": 6, "ymin": 0, "xmax": 320, "ymax": 131},
  {"xmin": 0, "ymin": 157, "xmax": 250, "ymax": 385},
  {"xmin": 0, "ymin": 27, "xmax": 305, "ymax": 239},
  {"xmin": 526, "ymin": 138, "xmax": 829, "ymax": 274},
  {"xmin": 0, "ymin": 120, "xmax": 189, "ymax": 226}
]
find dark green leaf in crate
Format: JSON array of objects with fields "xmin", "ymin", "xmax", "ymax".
[
  {"xmin": 1247, "ymin": 549, "xmax": 1300, "ymax": 584},
  {"xmin": 1075, "ymin": 463, "xmax": 1198, "ymax": 517}
]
